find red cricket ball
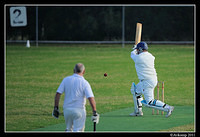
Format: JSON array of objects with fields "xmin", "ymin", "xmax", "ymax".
[{"xmin": 104, "ymin": 73, "xmax": 107, "ymax": 77}]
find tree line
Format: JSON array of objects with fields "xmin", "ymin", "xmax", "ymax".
[{"xmin": 6, "ymin": 6, "xmax": 194, "ymax": 41}]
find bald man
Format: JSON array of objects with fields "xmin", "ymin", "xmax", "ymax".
[{"xmin": 52, "ymin": 63, "xmax": 99, "ymax": 132}]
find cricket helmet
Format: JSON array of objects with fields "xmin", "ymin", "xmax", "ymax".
[
  {"xmin": 136, "ymin": 42, "xmax": 148, "ymax": 50},
  {"xmin": 136, "ymin": 42, "xmax": 148, "ymax": 54}
]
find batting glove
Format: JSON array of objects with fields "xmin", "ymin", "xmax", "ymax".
[
  {"xmin": 91, "ymin": 111, "xmax": 100, "ymax": 124},
  {"xmin": 52, "ymin": 106, "xmax": 59, "ymax": 119},
  {"xmin": 132, "ymin": 45, "xmax": 137, "ymax": 50}
]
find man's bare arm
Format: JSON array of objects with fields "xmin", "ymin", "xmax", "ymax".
[
  {"xmin": 88, "ymin": 97, "xmax": 96, "ymax": 112},
  {"xmin": 52, "ymin": 92, "xmax": 61, "ymax": 118},
  {"xmin": 54, "ymin": 92, "xmax": 61, "ymax": 107}
]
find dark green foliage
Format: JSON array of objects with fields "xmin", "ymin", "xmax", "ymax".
[{"xmin": 6, "ymin": 6, "xmax": 194, "ymax": 41}]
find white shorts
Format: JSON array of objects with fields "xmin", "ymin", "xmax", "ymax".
[
  {"xmin": 63, "ymin": 107, "xmax": 86, "ymax": 132},
  {"xmin": 135, "ymin": 78, "xmax": 157, "ymax": 103}
]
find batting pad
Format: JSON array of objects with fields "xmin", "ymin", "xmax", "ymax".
[{"xmin": 141, "ymin": 100, "xmax": 168, "ymax": 112}]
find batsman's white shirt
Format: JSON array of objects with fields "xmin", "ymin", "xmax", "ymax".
[
  {"xmin": 131, "ymin": 50, "xmax": 157, "ymax": 80},
  {"xmin": 57, "ymin": 74, "xmax": 94, "ymax": 109}
]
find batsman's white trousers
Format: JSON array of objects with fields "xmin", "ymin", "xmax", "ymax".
[
  {"xmin": 63, "ymin": 107, "xmax": 86, "ymax": 132},
  {"xmin": 135, "ymin": 78, "xmax": 157, "ymax": 103}
]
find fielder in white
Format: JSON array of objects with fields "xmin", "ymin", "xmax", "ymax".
[
  {"xmin": 52, "ymin": 63, "xmax": 99, "ymax": 132},
  {"xmin": 130, "ymin": 42, "xmax": 174, "ymax": 118}
]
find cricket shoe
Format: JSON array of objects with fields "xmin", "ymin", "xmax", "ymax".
[
  {"xmin": 129, "ymin": 111, "xmax": 143, "ymax": 117},
  {"xmin": 165, "ymin": 106, "xmax": 174, "ymax": 118}
]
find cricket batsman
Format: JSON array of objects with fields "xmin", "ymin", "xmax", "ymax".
[{"xmin": 130, "ymin": 42, "xmax": 174, "ymax": 118}]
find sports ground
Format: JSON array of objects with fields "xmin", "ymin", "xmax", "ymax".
[
  {"xmin": 5, "ymin": 44, "xmax": 195, "ymax": 132},
  {"xmin": 34, "ymin": 106, "xmax": 194, "ymax": 132}
]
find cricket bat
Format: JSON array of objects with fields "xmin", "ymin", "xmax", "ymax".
[
  {"xmin": 93, "ymin": 122, "xmax": 96, "ymax": 132},
  {"xmin": 135, "ymin": 23, "xmax": 142, "ymax": 45}
]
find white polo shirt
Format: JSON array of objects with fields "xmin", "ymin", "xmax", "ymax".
[
  {"xmin": 57, "ymin": 74, "xmax": 94, "ymax": 109},
  {"xmin": 131, "ymin": 50, "xmax": 157, "ymax": 80}
]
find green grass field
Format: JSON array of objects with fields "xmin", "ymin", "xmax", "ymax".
[
  {"xmin": 33, "ymin": 106, "xmax": 194, "ymax": 132},
  {"xmin": 5, "ymin": 44, "xmax": 195, "ymax": 132}
]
